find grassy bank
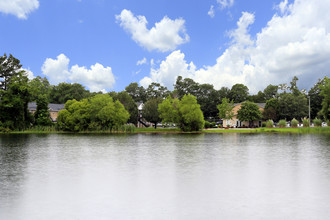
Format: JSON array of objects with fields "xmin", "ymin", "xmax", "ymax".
[{"xmin": 4, "ymin": 126, "xmax": 330, "ymax": 134}]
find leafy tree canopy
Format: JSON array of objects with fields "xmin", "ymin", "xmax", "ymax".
[
  {"xmin": 229, "ymin": 83, "xmax": 249, "ymax": 103},
  {"xmin": 237, "ymin": 101, "xmax": 262, "ymax": 127},
  {"xmin": 159, "ymin": 94, "xmax": 205, "ymax": 131}
]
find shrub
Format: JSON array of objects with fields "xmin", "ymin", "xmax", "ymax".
[
  {"xmin": 210, "ymin": 122, "xmax": 216, "ymax": 128},
  {"xmin": 266, "ymin": 120, "xmax": 274, "ymax": 128},
  {"xmin": 327, "ymin": 120, "xmax": 330, "ymax": 127},
  {"xmin": 278, "ymin": 119, "xmax": 286, "ymax": 128},
  {"xmin": 291, "ymin": 118, "xmax": 299, "ymax": 128},
  {"xmin": 313, "ymin": 118, "xmax": 322, "ymax": 127},
  {"xmin": 261, "ymin": 122, "xmax": 267, "ymax": 127},
  {"xmin": 204, "ymin": 121, "xmax": 211, "ymax": 129},
  {"xmin": 302, "ymin": 118, "xmax": 309, "ymax": 127}
]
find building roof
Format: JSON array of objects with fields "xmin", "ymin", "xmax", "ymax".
[
  {"xmin": 234, "ymin": 102, "xmax": 266, "ymax": 109},
  {"xmin": 28, "ymin": 102, "xmax": 65, "ymax": 112}
]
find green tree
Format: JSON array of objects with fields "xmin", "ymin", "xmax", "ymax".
[
  {"xmin": 143, "ymin": 98, "xmax": 163, "ymax": 128},
  {"xmin": 146, "ymin": 82, "xmax": 170, "ymax": 100},
  {"xmin": 229, "ymin": 83, "xmax": 249, "ymax": 103},
  {"xmin": 308, "ymin": 78, "xmax": 326, "ymax": 119},
  {"xmin": 263, "ymin": 98, "xmax": 279, "ymax": 122},
  {"xmin": 263, "ymin": 84, "xmax": 279, "ymax": 100},
  {"xmin": 49, "ymin": 82, "xmax": 90, "ymax": 103},
  {"xmin": 0, "ymin": 54, "xmax": 32, "ymax": 130},
  {"xmin": 217, "ymin": 98, "xmax": 234, "ymax": 126},
  {"xmin": 34, "ymin": 94, "xmax": 52, "ymax": 126},
  {"xmin": 0, "ymin": 53, "xmax": 24, "ymax": 91},
  {"xmin": 319, "ymin": 76, "xmax": 330, "ymax": 120},
  {"xmin": 278, "ymin": 93, "xmax": 308, "ymax": 121},
  {"xmin": 125, "ymin": 82, "xmax": 147, "ymax": 103},
  {"xmin": 28, "ymin": 76, "xmax": 51, "ymax": 102},
  {"xmin": 109, "ymin": 91, "xmax": 138, "ymax": 125},
  {"xmin": 174, "ymin": 76, "xmax": 200, "ymax": 99},
  {"xmin": 248, "ymin": 91, "xmax": 266, "ymax": 103},
  {"xmin": 57, "ymin": 94, "xmax": 129, "ymax": 131},
  {"xmin": 158, "ymin": 94, "xmax": 205, "ymax": 132},
  {"xmin": 237, "ymin": 101, "xmax": 262, "ymax": 127}
]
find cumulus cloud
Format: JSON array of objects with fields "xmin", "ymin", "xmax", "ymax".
[
  {"xmin": 0, "ymin": 0, "xmax": 39, "ymax": 19},
  {"xmin": 140, "ymin": 0, "xmax": 330, "ymax": 93},
  {"xmin": 41, "ymin": 54, "xmax": 115, "ymax": 92},
  {"xmin": 116, "ymin": 9, "xmax": 189, "ymax": 52},
  {"xmin": 140, "ymin": 50, "xmax": 196, "ymax": 90}
]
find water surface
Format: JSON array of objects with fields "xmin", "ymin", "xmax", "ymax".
[{"xmin": 1, "ymin": 133, "xmax": 330, "ymax": 219}]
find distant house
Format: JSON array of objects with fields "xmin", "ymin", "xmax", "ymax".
[
  {"xmin": 224, "ymin": 103, "xmax": 266, "ymax": 128},
  {"xmin": 28, "ymin": 102, "xmax": 65, "ymax": 122}
]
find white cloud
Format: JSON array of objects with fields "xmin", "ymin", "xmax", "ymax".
[
  {"xmin": 23, "ymin": 68, "xmax": 35, "ymax": 80},
  {"xmin": 140, "ymin": 50, "xmax": 196, "ymax": 90},
  {"xmin": 0, "ymin": 0, "xmax": 39, "ymax": 19},
  {"xmin": 41, "ymin": 54, "xmax": 70, "ymax": 85},
  {"xmin": 116, "ymin": 9, "xmax": 189, "ymax": 52},
  {"xmin": 140, "ymin": 0, "xmax": 330, "ymax": 93},
  {"xmin": 217, "ymin": 0, "xmax": 234, "ymax": 9},
  {"xmin": 137, "ymin": 57, "xmax": 147, "ymax": 66},
  {"xmin": 208, "ymin": 5, "xmax": 215, "ymax": 18},
  {"xmin": 41, "ymin": 54, "xmax": 116, "ymax": 92}
]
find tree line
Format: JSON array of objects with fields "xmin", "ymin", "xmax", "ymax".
[{"xmin": 1, "ymin": 53, "xmax": 329, "ymax": 131}]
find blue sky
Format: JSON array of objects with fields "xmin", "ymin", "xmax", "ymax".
[{"xmin": 0, "ymin": 0, "xmax": 329, "ymax": 93}]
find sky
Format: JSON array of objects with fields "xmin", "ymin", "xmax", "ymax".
[{"xmin": 0, "ymin": 0, "xmax": 329, "ymax": 93}]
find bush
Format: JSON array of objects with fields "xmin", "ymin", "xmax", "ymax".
[
  {"xmin": 204, "ymin": 121, "xmax": 211, "ymax": 129},
  {"xmin": 278, "ymin": 119, "xmax": 286, "ymax": 128},
  {"xmin": 291, "ymin": 118, "xmax": 299, "ymax": 128},
  {"xmin": 210, "ymin": 122, "xmax": 216, "ymax": 128},
  {"xmin": 313, "ymin": 118, "xmax": 322, "ymax": 127},
  {"xmin": 303, "ymin": 118, "xmax": 309, "ymax": 127},
  {"xmin": 261, "ymin": 122, "xmax": 267, "ymax": 127},
  {"xmin": 327, "ymin": 120, "xmax": 330, "ymax": 127},
  {"xmin": 0, "ymin": 127, "xmax": 11, "ymax": 133},
  {"xmin": 266, "ymin": 120, "xmax": 274, "ymax": 128}
]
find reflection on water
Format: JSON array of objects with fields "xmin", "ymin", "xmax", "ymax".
[{"xmin": 0, "ymin": 133, "xmax": 330, "ymax": 219}]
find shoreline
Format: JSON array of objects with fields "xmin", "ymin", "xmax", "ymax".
[{"xmin": 2, "ymin": 127, "xmax": 330, "ymax": 134}]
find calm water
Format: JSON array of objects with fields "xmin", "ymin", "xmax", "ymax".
[{"xmin": 0, "ymin": 133, "xmax": 330, "ymax": 219}]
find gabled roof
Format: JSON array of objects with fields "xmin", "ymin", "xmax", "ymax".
[{"xmin": 28, "ymin": 102, "xmax": 65, "ymax": 112}]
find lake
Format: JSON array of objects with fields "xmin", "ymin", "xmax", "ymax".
[{"xmin": 1, "ymin": 133, "xmax": 330, "ymax": 219}]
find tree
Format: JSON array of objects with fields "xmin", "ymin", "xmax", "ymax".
[
  {"xmin": 237, "ymin": 101, "xmax": 262, "ymax": 127},
  {"xmin": 142, "ymin": 98, "xmax": 163, "ymax": 129},
  {"xmin": 28, "ymin": 76, "xmax": 51, "ymax": 102},
  {"xmin": 217, "ymin": 98, "xmax": 234, "ymax": 126},
  {"xmin": 248, "ymin": 91, "xmax": 266, "ymax": 103},
  {"xmin": 308, "ymin": 77, "xmax": 326, "ymax": 119},
  {"xmin": 158, "ymin": 94, "xmax": 205, "ymax": 132},
  {"xmin": 278, "ymin": 93, "xmax": 308, "ymax": 121},
  {"xmin": 229, "ymin": 83, "xmax": 249, "ymax": 103},
  {"xmin": 0, "ymin": 53, "xmax": 24, "ymax": 91},
  {"xmin": 146, "ymin": 82, "xmax": 170, "ymax": 100},
  {"xmin": 0, "ymin": 54, "xmax": 32, "ymax": 130},
  {"xmin": 174, "ymin": 76, "xmax": 200, "ymax": 99},
  {"xmin": 49, "ymin": 82, "xmax": 90, "ymax": 104},
  {"xmin": 290, "ymin": 76, "xmax": 300, "ymax": 96},
  {"xmin": 319, "ymin": 77, "xmax": 330, "ymax": 120},
  {"xmin": 109, "ymin": 91, "xmax": 138, "ymax": 125},
  {"xmin": 125, "ymin": 82, "xmax": 147, "ymax": 103},
  {"xmin": 174, "ymin": 76, "xmax": 220, "ymax": 119},
  {"xmin": 263, "ymin": 84, "xmax": 278, "ymax": 100},
  {"xmin": 57, "ymin": 94, "xmax": 129, "ymax": 131},
  {"xmin": 263, "ymin": 98, "xmax": 279, "ymax": 122},
  {"xmin": 34, "ymin": 94, "xmax": 52, "ymax": 126}
]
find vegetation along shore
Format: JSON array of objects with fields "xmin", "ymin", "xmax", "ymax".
[{"xmin": 1, "ymin": 53, "xmax": 330, "ymax": 134}]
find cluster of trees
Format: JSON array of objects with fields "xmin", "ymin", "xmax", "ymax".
[
  {"xmin": 57, "ymin": 94, "xmax": 129, "ymax": 131},
  {"xmin": 1, "ymin": 53, "xmax": 330, "ymax": 131}
]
